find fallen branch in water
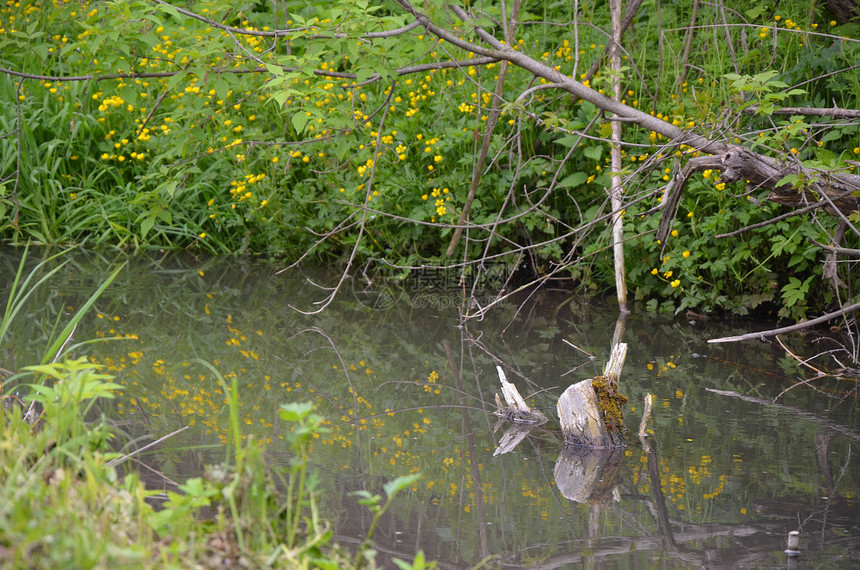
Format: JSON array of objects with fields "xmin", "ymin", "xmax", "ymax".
[{"xmin": 708, "ymin": 300, "xmax": 860, "ymax": 343}]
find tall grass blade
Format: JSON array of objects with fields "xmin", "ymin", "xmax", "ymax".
[
  {"xmin": 0, "ymin": 245, "xmax": 75, "ymax": 343},
  {"xmin": 40, "ymin": 260, "xmax": 127, "ymax": 364}
]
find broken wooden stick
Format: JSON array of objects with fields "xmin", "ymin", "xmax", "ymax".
[{"xmin": 493, "ymin": 366, "xmax": 548, "ymax": 425}]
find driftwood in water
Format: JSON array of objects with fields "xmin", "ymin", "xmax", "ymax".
[
  {"xmin": 491, "ymin": 366, "xmax": 549, "ymax": 456},
  {"xmin": 493, "ymin": 366, "xmax": 548, "ymax": 425},
  {"xmin": 557, "ymin": 343, "xmax": 628, "ymax": 448}
]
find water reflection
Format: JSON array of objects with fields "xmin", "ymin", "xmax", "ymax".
[{"xmin": 1, "ymin": 247, "xmax": 858, "ymax": 567}]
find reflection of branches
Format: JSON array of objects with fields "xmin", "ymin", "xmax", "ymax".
[
  {"xmin": 284, "ymin": 327, "xmax": 357, "ymax": 419},
  {"xmin": 444, "ymin": 339, "xmax": 490, "ymax": 558},
  {"xmin": 705, "ymin": 388, "xmax": 860, "ymax": 442}
]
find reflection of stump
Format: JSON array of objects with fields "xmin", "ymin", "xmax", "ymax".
[
  {"xmin": 554, "ymin": 446, "xmax": 625, "ymax": 502},
  {"xmin": 557, "ymin": 343, "xmax": 628, "ymax": 448}
]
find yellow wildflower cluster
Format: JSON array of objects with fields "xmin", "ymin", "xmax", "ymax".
[
  {"xmin": 357, "ymin": 158, "xmax": 374, "ymax": 177},
  {"xmin": 97, "ymin": 94, "xmax": 125, "ymax": 112},
  {"xmin": 229, "ymin": 173, "xmax": 266, "ymax": 205}
]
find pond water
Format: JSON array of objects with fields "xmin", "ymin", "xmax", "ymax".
[{"xmin": 2, "ymin": 247, "xmax": 859, "ymax": 568}]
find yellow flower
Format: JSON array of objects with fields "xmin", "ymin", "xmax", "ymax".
[
  {"xmin": 199, "ymin": 232, "xmax": 206, "ymax": 239},
  {"xmin": 682, "ymin": 250, "xmax": 690, "ymax": 258},
  {"xmin": 670, "ymin": 279, "xmax": 681, "ymax": 287},
  {"xmin": 651, "ymin": 268, "xmax": 658, "ymax": 275},
  {"xmin": 671, "ymin": 229, "xmax": 679, "ymax": 237}
]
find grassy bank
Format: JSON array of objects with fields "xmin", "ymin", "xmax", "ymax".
[{"xmin": 0, "ymin": 358, "xmax": 430, "ymax": 569}]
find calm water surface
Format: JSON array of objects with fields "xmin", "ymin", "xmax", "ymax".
[{"xmin": 2, "ymin": 248, "xmax": 858, "ymax": 568}]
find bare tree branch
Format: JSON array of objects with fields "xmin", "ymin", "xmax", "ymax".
[
  {"xmin": 708, "ymin": 300, "xmax": 860, "ymax": 344},
  {"xmin": 741, "ymin": 106, "xmax": 860, "ymax": 119}
]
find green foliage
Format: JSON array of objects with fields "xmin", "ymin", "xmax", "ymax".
[
  {"xmin": 0, "ymin": 0, "xmax": 858, "ymax": 316},
  {"xmin": 351, "ymin": 473, "xmax": 423, "ymax": 568},
  {"xmin": 724, "ymin": 70, "xmax": 806, "ymax": 115}
]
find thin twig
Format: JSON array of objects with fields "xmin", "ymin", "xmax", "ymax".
[
  {"xmin": 106, "ymin": 425, "xmax": 190, "ymax": 468},
  {"xmin": 562, "ymin": 338, "xmax": 596, "ymax": 358}
]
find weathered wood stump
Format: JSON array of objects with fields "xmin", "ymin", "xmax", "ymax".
[{"xmin": 557, "ymin": 343, "xmax": 628, "ymax": 448}]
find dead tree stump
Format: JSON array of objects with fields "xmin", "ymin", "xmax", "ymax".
[{"xmin": 557, "ymin": 343, "xmax": 628, "ymax": 448}]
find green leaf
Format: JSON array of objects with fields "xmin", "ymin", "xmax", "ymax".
[
  {"xmin": 555, "ymin": 135, "xmax": 579, "ymax": 148},
  {"xmin": 383, "ymin": 473, "xmax": 421, "ymax": 498},
  {"xmin": 214, "ymin": 78, "xmax": 230, "ymax": 101},
  {"xmin": 167, "ymin": 70, "xmax": 188, "ymax": 91},
  {"xmin": 264, "ymin": 62, "xmax": 283, "ymax": 76},
  {"xmin": 291, "ymin": 111, "xmax": 310, "ymax": 134},
  {"xmin": 140, "ymin": 215, "xmax": 155, "ymax": 238},
  {"xmin": 558, "ymin": 172, "xmax": 588, "ymax": 188},
  {"xmin": 583, "ymin": 145, "xmax": 603, "ymax": 161},
  {"xmin": 279, "ymin": 401, "xmax": 314, "ymax": 422}
]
